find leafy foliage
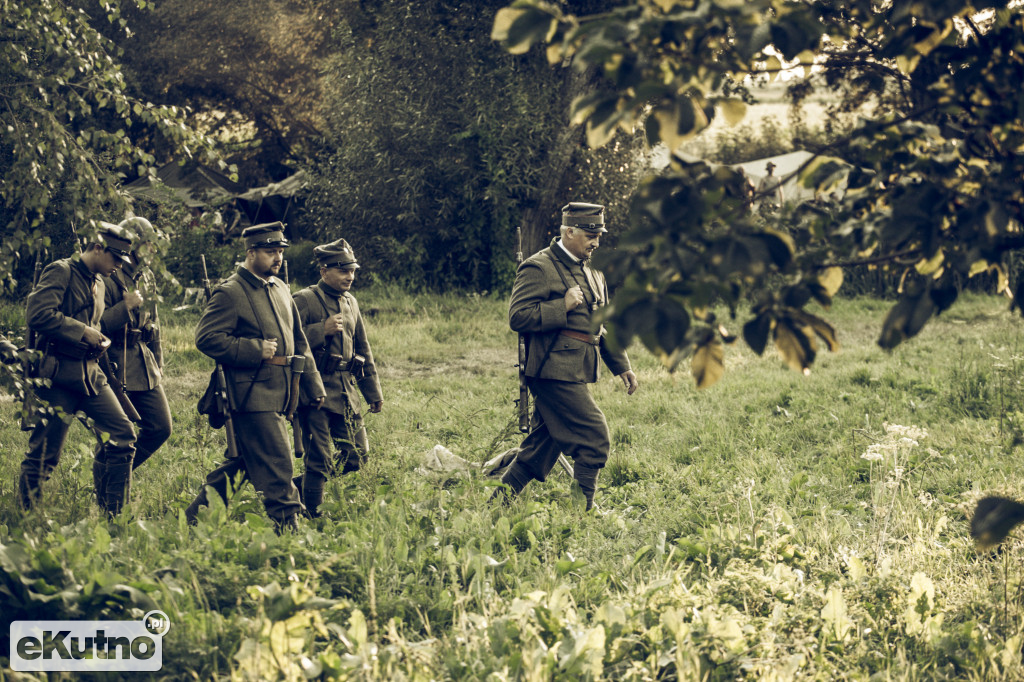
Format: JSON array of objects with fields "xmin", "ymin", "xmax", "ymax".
[
  {"xmin": 306, "ymin": 0, "xmax": 649, "ymax": 292},
  {"xmin": 494, "ymin": 0, "xmax": 1024, "ymax": 387},
  {"xmin": 0, "ymin": 0, "xmax": 220, "ymax": 288},
  {"xmin": 112, "ymin": 0, "xmax": 340, "ymax": 181}
]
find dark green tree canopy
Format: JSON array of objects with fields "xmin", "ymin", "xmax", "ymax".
[
  {"xmin": 306, "ymin": 0, "xmax": 649, "ymax": 292},
  {"xmin": 0, "ymin": 0, "xmax": 219, "ymax": 289}
]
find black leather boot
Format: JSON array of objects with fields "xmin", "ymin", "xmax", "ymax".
[
  {"xmin": 101, "ymin": 462, "xmax": 132, "ymax": 517},
  {"xmin": 573, "ymin": 463, "xmax": 599, "ymax": 511},
  {"xmin": 302, "ymin": 485, "xmax": 324, "ymax": 519},
  {"xmin": 93, "ymin": 460, "xmax": 108, "ymax": 510},
  {"xmin": 19, "ymin": 469, "xmax": 45, "ymax": 510},
  {"xmin": 184, "ymin": 488, "xmax": 209, "ymax": 526},
  {"xmin": 491, "ymin": 460, "xmax": 532, "ymax": 506}
]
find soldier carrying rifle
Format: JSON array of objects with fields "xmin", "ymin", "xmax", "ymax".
[
  {"xmin": 16, "ymin": 223, "xmax": 138, "ymax": 516},
  {"xmin": 292, "ymin": 238, "xmax": 383, "ymax": 518},
  {"xmin": 100, "ymin": 216, "xmax": 172, "ymax": 473},
  {"xmin": 496, "ymin": 202, "xmax": 639, "ymax": 511},
  {"xmin": 185, "ymin": 223, "xmax": 326, "ymax": 533}
]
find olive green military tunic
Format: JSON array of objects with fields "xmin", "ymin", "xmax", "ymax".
[
  {"xmin": 18, "ymin": 257, "xmax": 137, "ymax": 512},
  {"xmin": 188, "ymin": 267, "xmax": 326, "ymax": 523},
  {"xmin": 506, "ymin": 239, "xmax": 631, "ymax": 482},
  {"xmin": 292, "ymin": 280, "xmax": 382, "ymax": 509},
  {"xmin": 101, "ymin": 266, "xmax": 171, "ymax": 470}
]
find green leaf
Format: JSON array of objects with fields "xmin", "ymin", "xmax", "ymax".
[
  {"xmin": 743, "ymin": 313, "xmax": 771, "ymax": 356},
  {"xmin": 719, "ymin": 98, "xmax": 747, "ymax": 126},
  {"xmin": 691, "ymin": 335, "xmax": 725, "ymax": 389},
  {"xmin": 774, "ymin": 318, "xmax": 814, "ymax": 373}
]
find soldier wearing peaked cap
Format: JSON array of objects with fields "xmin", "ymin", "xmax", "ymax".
[
  {"xmin": 497, "ymin": 202, "xmax": 639, "ymax": 511},
  {"xmin": 292, "ymin": 237, "xmax": 383, "ymax": 517},
  {"xmin": 100, "ymin": 216, "xmax": 172, "ymax": 473},
  {"xmin": 185, "ymin": 222, "xmax": 326, "ymax": 532},
  {"xmin": 17, "ymin": 222, "xmax": 138, "ymax": 515}
]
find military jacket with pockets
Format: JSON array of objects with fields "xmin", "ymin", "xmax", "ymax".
[
  {"xmin": 100, "ymin": 268, "xmax": 163, "ymax": 392},
  {"xmin": 509, "ymin": 240, "xmax": 631, "ymax": 383},
  {"xmin": 293, "ymin": 281, "xmax": 382, "ymax": 415},
  {"xmin": 27, "ymin": 257, "xmax": 109, "ymax": 394},
  {"xmin": 196, "ymin": 267, "xmax": 325, "ymax": 413}
]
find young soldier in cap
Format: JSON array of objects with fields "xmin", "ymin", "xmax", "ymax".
[
  {"xmin": 292, "ymin": 238, "xmax": 383, "ymax": 517},
  {"xmin": 99, "ymin": 216, "xmax": 172, "ymax": 472},
  {"xmin": 185, "ymin": 222, "xmax": 326, "ymax": 532},
  {"xmin": 17, "ymin": 223, "xmax": 138, "ymax": 515},
  {"xmin": 498, "ymin": 202, "xmax": 639, "ymax": 510}
]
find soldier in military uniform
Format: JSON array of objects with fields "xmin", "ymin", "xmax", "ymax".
[
  {"xmin": 17, "ymin": 223, "xmax": 138, "ymax": 515},
  {"xmin": 499, "ymin": 202, "xmax": 639, "ymax": 510},
  {"xmin": 100, "ymin": 217, "xmax": 171, "ymax": 471},
  {"xmin": 185, "ymin": 223, "xmax": 326, "ymax": 532},
  {"xmin": 292, "ymin": 238, "xmax": 383, "ymax": 517}
]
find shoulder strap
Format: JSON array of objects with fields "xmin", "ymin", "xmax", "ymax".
[{"xmin": 311, "ymin": 285, "xmax": 332, "ymax": 317}]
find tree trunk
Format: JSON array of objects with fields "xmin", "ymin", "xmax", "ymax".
[{"xmin": 519, "ymin": 66, "xmax": 592, "ymax": 257}]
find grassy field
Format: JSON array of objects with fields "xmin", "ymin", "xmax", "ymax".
[{"xmin": 3, "ymin": 289, "xmax": 1024, "ymax": 680}]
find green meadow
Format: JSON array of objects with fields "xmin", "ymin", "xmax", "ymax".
[{"xmin": 3, "ymin": 291, "xmax": 1024, "ymax": 680}]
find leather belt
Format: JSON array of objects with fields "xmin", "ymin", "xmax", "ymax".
[
  {"xmin": 264, "ymin": 355, "xmax": 290, "ymax": 366},
  {"xmin": 560, "ymin": 329, "xmax": 600, "ymax": 346}
]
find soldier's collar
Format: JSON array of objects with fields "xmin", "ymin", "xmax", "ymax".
[
  {"xmin": 317, "ymin": 280, "xmax": 345, "ymax": 298},
  {"xmin": 554, "ymin": 239, "xmax": 582, "ymax": 264},
  {"xmin": 237, "ymin": 266, "xmax": 272, "ymax": 288},
  {"xmin": 72, "ymin": 258, "xmax": 97, "ymax": 281}
]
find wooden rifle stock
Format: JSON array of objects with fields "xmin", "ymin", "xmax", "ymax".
[
  {"xmin": 201, "ymin": 255, "xmax": 240, "ymax": 460},
  {"xmin": 515, "ymin": 227, "xmax": 530, "ymax": 433}
]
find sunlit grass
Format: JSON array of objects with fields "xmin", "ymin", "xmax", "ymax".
[{"xmin": 2, "ymin": 291, "xmax": 1024, "ymax": 679}]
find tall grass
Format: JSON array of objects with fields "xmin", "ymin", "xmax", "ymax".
[{"xmin": 2, "ymin": 290, "xmax": 1024, "ymax": 679}]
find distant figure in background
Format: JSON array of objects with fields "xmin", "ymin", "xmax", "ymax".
[
  {"xmin": 18, "ymin": 224, "xmax": 138, "ymax": 515},
  {"xmin": 100, "ymin": 216, "xmax": 172, "ymax": 472},
  {"xmin": 292, "ymin": 238, "xmax": 383, "ymax": 518},
  {"xmin": 755, "ymin": 160, "xmax": 784, "ymax": 212},
  {"xmin": 496, "ymin": 202, "xmax": 639, "ymax": 511}
]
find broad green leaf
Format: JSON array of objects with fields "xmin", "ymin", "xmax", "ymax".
[
  {"xmin": 774, "ymin": 319, "xmax": 813, "ymax": 373},
  {"xmin": 817, "ymin": 267, "xmax": 843, "ymax": 297},
  {"xmin": 821, "ymin": 585, "xmax": 853, "ymax": 642},
  {"xmin": 691, "ymin": 336, "xmax": 725, "ymax": 389},
  {"xmin": 491, "ymin": 8, "xmax": 525, "ymax": 43},
  {"xmin": 915, "ymin": 250, "xmax": 944, "ymax": 276},
  {"xmin": 743, "ymin": 313, "xmax": 771, "ymax": 356},
  {"xmin": 719, "ymin": 98, "xmax": 747, "ymax": 126}
]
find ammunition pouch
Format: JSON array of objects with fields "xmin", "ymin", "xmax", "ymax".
[
  {"xmin": 197, "ymin": 370, "xmax": 228, "ymax": 429},
  {"xmin": 347, "ymin": 354, "xmax": 366, "ymax": 380},
  {"xmin": 314, "ymin": 351, "xmax": 366, "ymax": 379},
  {"xmin": 45, "ymin": 339, "xmax": 107, "ymax": 361},
  {"xmin": 314, "ymin": 350, "xmax": 345, "ymax": 374}
]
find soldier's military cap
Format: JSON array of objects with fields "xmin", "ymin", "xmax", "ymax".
[
  {"xmin": 242, "ymin": 222, "xmax": 290, "ymax": 249},
  {"xmin": 561, "ymin": 202, "xmax": 607, "ymax": 233},
  {"xmin": 314, "ymin": 238, "xmax": 359, "ymax": 269},
  {"xmin": 96, "ymin": 221, "xmax": 134, "ymax": 264}
]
